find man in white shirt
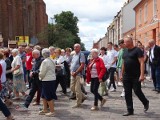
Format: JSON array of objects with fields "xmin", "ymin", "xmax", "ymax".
[{"xmin": 106, "ymin": 42, "xmax": 118, "ymax": 92}]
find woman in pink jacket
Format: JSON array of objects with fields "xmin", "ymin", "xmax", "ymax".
[{"xmin": 86, "ymin": 49, "xmax": 107, "ymax": 111}]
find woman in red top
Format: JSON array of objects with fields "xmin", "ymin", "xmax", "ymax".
[
  {"xmin": 0, "ymin": 64, "xmax": 14, "ymax": 120},
  {"xmin": 86, "ymin": 49, "xmax": 106, "ymax": 111}
]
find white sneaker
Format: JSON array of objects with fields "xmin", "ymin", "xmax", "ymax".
[
  {"xmin": 117, "ymin": 82, "xmax": 123, "ymax": 87},
  {"xmin": 109, "ymin": 88, "xmax": 116, "ymax": 92},
  {"xmin": 120, "ymin": 91, "xmax": 125, "ymax": 97}
]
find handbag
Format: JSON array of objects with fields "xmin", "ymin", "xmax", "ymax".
[
  {"xmin": 102, "ymin": 68, "xmax": 109, "ymax": 82},
  {"xmin": 13, "ymin": 69, "xmax": 21, "ymax": 76}
]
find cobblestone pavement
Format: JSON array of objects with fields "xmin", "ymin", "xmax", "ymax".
[{"xmin": 1, "ymin": 80, "xmax": 160, "ymax": 120}]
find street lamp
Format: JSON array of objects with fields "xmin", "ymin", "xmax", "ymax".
[{"xmin": 50, "ymin": 17, "xmax": 54, "ymax": 44}]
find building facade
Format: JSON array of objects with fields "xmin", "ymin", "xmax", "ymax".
[
  {"xmin": 122, "ymin": 0, "xmax": 141, "ymax": 41},
  {"xmin": 0, "ymin": 0, "xmax": 48, "ymax": 47},
  {"xmin": 134, "ymin": 0, "xmax": 160, "ymax": 46},
  {"xmin": 96, "ymin": 35, "xmax": 108, "ymax": 50}
]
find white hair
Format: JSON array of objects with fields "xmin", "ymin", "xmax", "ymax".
[
  {"xmin": 91, "ymin": 48, "xmax": 98, "ymax": 53},
  {"xmin": 49, "ymin": 46, "xmax": 55, "ymax": 50},
  {"xmin": 12, "ymin": 49, "xmax": 19, "ymax": 54},
  {"xmin": 61, "ymin": 49, "xmax": 65, "ymax": 52},
  {"xmin": 42, "ymin": 48, "xmax": 50, "ymax": 58},
  {"xmin": 32, "ymin": 49, "xmax": 40, "ymax": 55}
]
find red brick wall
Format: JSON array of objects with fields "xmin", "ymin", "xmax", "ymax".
[{"xmin": 0, "ymin": 0, "xmax": 48, "ymax": 47}]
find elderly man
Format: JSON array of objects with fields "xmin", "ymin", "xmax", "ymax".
[
  {"xmin": 70, "ymin": 43, "xmax": 86, "ymax": 108},
  {"xmin": 148, "ymin": 39, "xmax": 160, "ymax": 93},
  {"xmin": 16, "ymin": 49, "xmax": 44, "ymax": 111},
  {"xmin": 120, "ymin": 36, "xmax": 149, "ymax": 116}
]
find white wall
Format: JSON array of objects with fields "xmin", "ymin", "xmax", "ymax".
[{"xmin": 122, "ymin": 0, "xmax": 141, "ymax": 34}]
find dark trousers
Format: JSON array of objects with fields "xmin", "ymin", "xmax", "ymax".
[
  {"xmin": 27, "ymin": 70, "xmax": 31, "ymax": 88},
  {"xmin": 123, "ymin": 77, "xmax": 149, "ymax": 112},
  {"xmin": 24, "ymin": 78, "xmax": 41, "ymax": 108},
  {"xmin": 91, "ymin": 78, "xmax": 103, "ymax": 106},
  {"xmin": 55, "ymin": 75, "xmax": 66, "ymax": 94},
  {"xmin": 151, "ymin": 64, "xmax": 160, "ymax": 91},
  {"xmin": 0, "ymin": 98, "xmax": 11, "ymax": 117},
  {"xmin": 108, "ymin": 67, "xmax": 116, "ymax": 89},
  {"xmin": 66, "ymin": 73, "xmax": 71, "ymax": 88}
]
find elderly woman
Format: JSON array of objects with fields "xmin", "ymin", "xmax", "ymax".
[
  {"xmin": 11, "ymin": 49, "xmax": 26, "ymax": 100},
  {"xmin": 0, "ymin": 64, "xmax": 14, "ymax": 120},
  {"xmin": 39, "ymin": 48, "xmax": 56, "ymax": 117},
  {"xmin": 0, "ymin": 52, "xmax": 12, "ymax": 107},
  {"xmin": 64, "ymin": 48, "xmax": 72, "ymax": 88},
  {"xmin": 55, "ymin": 48, "xmax": 66, "ymax": 94},
  {"xmin": 86, "ymin": 49, "xmax": 106, "ymax": 111}
]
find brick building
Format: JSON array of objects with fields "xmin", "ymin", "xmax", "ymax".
[
  {"xmin": 0, "ymin": 0, "xmax": 48, "ymax": 47},
  {"xmin": 134, "ymin": 0, "xmax": 160, "ymax": 46}
]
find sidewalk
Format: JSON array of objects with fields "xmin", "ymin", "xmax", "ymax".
[{"xmin": 0, "ymin": 80, "xmax": 160, "ymax": 120}]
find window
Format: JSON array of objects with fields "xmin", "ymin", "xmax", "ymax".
[
  {"xmin": 144, "ymin": 3, "xmax": 148, "ymax": 22},
  {"xmin": 153, "ymin": 0, "xmax": 157, "ymax": 17},
  {"xmin": 139, "ymin": 8, "xmax": 142, "ymax": 25}
]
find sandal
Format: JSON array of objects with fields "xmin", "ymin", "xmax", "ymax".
[
  {"xmin": 32, "ymin": 102, "xmax": 40, "ymax": 106},
  {"xmin": 45, "ymin": 112, "xmax": 55, "ymax": 117},
  {"xmin": 39, "ymin": 110, "xmax": 49, "ymax": 115}
]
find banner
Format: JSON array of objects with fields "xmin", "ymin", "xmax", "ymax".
[{"xmin": 15, "ymin": 36, "xmax": 29, "ymax": 45}]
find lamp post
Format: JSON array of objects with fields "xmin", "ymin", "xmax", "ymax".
[{"xmin": 50, "ymin": 17, "xmax": 54, "ymax": 44}]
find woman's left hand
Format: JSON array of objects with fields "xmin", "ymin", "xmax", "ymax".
[{"xmin": 11, "ymin": 68, "xmax": 14, "ymax": 72}]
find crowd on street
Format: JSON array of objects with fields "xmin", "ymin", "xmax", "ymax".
[{"xmin": 0, "ymin": 36, "xmax": 160, "ymax": 120}]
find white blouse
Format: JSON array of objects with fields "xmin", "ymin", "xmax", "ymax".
[{"xmin": 11, "ymin": 55, "xmax": 24, "ymax": 74}]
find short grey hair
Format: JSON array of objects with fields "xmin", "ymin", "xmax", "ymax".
[
  {"xmin": 32, "ymin": 49, "xmax": 40, "ymax": 55},
  {"xmin": 91, "ymin": 48, "xmax": 98, "ymax": 53},
  {"xmin": 49, "ymin": 46, "xmax": 55, "ymax": 50},
  {"xmin": 42, "ymin": 48, "xmax": 50, "ymax": 58},
  {"xmin": 12, "ymin": 49, "xmax": 19, "ymax": 54}
]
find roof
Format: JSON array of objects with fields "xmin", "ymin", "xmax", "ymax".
[{"xmin": 134, "ymin": 0, "xmax": 143, "ymax": 10}]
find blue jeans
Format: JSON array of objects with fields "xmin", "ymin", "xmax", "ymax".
[
  {"xmin": 151, "ymin": 65, "xmax": 160, "ymax": 91},
  {"xmin": 0, "ymin": 98, "xmax": 11, "ymax": 117}
]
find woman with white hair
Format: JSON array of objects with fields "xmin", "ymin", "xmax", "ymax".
[
  {"xmin": 39, "ymin": 48, "xmax": 56, "ymax": 117},
  {"xmin": 11, "ymin": 49, "xmax": 27, "ymax": 100},
  {"xmin": 86, "ymin": 48, "xmax": 106, "ymax": 111}
]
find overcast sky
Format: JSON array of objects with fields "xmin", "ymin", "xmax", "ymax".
[{"xmin": 44, "ymin": 0, "xmax": 126, "ymax": 50}]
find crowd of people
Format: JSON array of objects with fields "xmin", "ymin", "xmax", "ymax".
[{"xmin": 0, "ymin": 35, "xmax": 160, "ymax": 119}]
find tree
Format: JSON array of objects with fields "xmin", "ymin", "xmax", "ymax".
[
  {"xmin": 48, "ymin": 23, "xmax": 75, "ymax": 49},
  {"xmin": 54, "ymin": 11, "xmax": 79, "ymax": 35},
  {"xmin": 47, "ymin": 11, "xmax": 86, "ymax": 50},
  {"xmin": 54, "ymin": 11, "xmax": 81, "ymax": 44}
]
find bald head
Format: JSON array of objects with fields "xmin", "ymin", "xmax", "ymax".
[
  {"xmin": 148, "ymin": 39, "xmax": 155, "ymax": 48},
  {"xmin": 74, "ymin": 43, "xmax": 81, "ymax": 53},
  {"xmin": 124, "ymin": 36, "xmax": 134, "ymax": 49}
]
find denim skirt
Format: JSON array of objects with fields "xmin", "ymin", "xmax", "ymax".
[{"xmin": 41, "ymin": 80, "xmax": 57, "ymax": 101}]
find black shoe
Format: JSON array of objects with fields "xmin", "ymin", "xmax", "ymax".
[
  {"xmin": 156, "ymin": 90, "xmax": 160, "ymax": 94},
  {"xmin": 69, "ymin": 93, "xmax": 76, "ymax": 100},
  {"xmin": 152, "ymin": 89, "xmax": 157, "ymax": 91},
  {"xmin": 123, "ymin": 112, "xmax": 134, "ymax": 116},
  {"xmin": 144, "ymin": 101, "xmax": 149, "ymax": 112}
]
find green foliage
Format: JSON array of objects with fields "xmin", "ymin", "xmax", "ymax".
[
  {"xmin": 48, "ymin": 11, "xmax": 86, "ymax": 50},
  {"xmin": 54, "ymin": 11, "xmax": 79, "ymax": 35}
]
